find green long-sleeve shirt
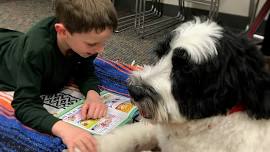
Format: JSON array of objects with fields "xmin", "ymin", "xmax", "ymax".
[{"xmin": 0, "ymin": 17, "xmax": 100, "ymax": 133}]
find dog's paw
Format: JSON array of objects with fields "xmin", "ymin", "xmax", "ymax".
[
  {"xmin": 95, "ymin": 132, "xmax": 135, "ymax": 152},
  {"xmin": 96, "ymin": 122, "xmax": 158, "ymax": 152}
]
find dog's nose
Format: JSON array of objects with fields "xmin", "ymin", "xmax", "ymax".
[
  {"xmin": 127, "ymin": 76, "xmax": 160, "ymax": 103},
  {"xmin": 127, "ymin": 84, "xmax": 145, "ymax": 102}
]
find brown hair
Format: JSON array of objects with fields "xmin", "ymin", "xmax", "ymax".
[{"xmin": 55, "ymin": 0, "xmax": 118, "ymax": 33}]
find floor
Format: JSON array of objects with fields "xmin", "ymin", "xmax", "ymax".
[
  {"xmin": 0, "ymin": 0, "xmax": 264, "ymax": 66},
  {"xmin": 0, "ymin": 0, "xmax": 173, "ymax": 65}
]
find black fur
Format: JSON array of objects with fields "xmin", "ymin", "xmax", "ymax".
[
  {"xmin": 170, "ymin": 28, "xmax": 270, "ymax": 119},
  {"xmin": 128, "ymin": 18, "xmax": 270, "ymax": 121},
  {"xmin": 151, "ymin": 32, "xmax": 175, "ymax": 64}
]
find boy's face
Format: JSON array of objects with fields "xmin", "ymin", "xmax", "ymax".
[
  {"xmin": 66, "ymin": 28, "xmax": 113, "ymax": 58},
  {"xmin": 56, "ymin": 24, "xmax": 113, "ymax": 58}
]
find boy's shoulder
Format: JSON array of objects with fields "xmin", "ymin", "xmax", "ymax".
[
  {"xmin": 26, "ymin": 16, "xmax": 57, "ymax": 42},
  {"xmin": 27, "ymin": 16, "xmax": 56, "ymax": 34},
  {"xmin": 24, "ymin": 16, "xmax": 58, "ymax": 56}
]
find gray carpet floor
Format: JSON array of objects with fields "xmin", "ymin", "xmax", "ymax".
[{"xmin": 0, "ymin": 0, "xmax": 178, "ymax": 65}]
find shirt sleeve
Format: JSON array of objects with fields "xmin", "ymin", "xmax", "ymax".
[
  {"xmin": 73, "ymin": 55, "xmax": 101, "ymax": 96},
  {"xmin": 11, "ymin": 50, "xmax": 60, "ymax": 134}
]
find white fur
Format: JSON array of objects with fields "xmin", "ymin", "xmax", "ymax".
[
  {"xmin": 95, "ymin": 19, "xmax": 269, "ymax": 152},
  {"xmin": 96, "ymin": 120, "xmax": 157, "ymax": 152},
  {"xmin": 170, "ymin": 18, "xmax": 223, "ymax": 63},
  {"xmin": 133, "ymin": 51, "xmax": 184, "ymax": 122},
  {"xmin": 97, "ymin": 113, "xmax": 270, "ymax": 152},
  {"xmin": 156, "ymin": 112, "xmax": 270, "ymax": 152}
]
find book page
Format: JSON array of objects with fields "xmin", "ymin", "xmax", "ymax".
[
  {"xmin": 56, "ymin": 91, "xmax": 138, "ymax": 135},
  {"xmin": 102, "ymin": 92, "xmax": 136, "ymax": 114},
  {"xmin": 59, "ymin": 106, "xmax": 128, "ymax": 135}
]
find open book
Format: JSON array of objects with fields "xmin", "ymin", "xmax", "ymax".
[{"xmin": 54, "ymin": 91, "xmax": 138, "ymax": 135}]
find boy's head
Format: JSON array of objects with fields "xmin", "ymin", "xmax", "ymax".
[
  {"xmin": 54, "ymin": 0, "xmax": 117, "ymax": 57},
  {"xmin": 55, "ymin": 0, "xmax": 117, "ymax": 34}
]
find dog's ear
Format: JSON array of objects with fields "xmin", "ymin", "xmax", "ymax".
[
  {"xmin": 152, "ymin": 32, "xmax": 175, "ymax": 61},
  {"xmin": 171, "ymin": 47, "xmax": 191, "ymax": 68}
]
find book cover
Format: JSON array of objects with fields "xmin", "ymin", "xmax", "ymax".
[{"xmin": 56, "ymin": 91, "xmax": 138, "ymax": 135}]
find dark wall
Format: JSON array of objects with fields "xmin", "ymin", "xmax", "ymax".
[{"xmin": 114, "ymin": 0, "xmax": 136, "ymax": 13}]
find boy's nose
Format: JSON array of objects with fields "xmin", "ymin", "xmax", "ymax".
[
  {"xmin": 95, "ymin": 44, "xmax": 105, "ymax": 54},
  {"xmin": 96, "ymin": 47, "xmax": 104, "ymax": 53}
]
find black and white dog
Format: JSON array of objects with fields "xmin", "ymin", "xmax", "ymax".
[{"xmin": 96, "ymin": 17, "xmax": 270, "ymax": 152}]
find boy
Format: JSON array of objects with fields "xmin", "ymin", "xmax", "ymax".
[{"xmin": 0, "ymin": 0, "xmax": 117, "ymax": 152}]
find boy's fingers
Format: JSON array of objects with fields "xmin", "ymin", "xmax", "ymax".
[
  {"xmin": 103, "ymin": 108, "xmax": 107, "ymax": 117},
  {"xmin": 67, "ymin": 144, "xmax": 75, "ymax": 152},
  {"xmin": 74, "ymin": 147, "xmax": 82, "ymax": 152},
  {"xmin": 88, "ymin": 134, "xmax": 97, "ymax": 146},
  {"xmin": 97, "ymin": 104, "xmax": 107, "ymax": 118},
  {"xmin": 98, "ymin": 109, "xmax": 104, "ymax": 118},
  {"xmin": 93, "ymin": 108, "xmax": 101, "ymax": 119},
  {"xmin": 82, "ymin": 136, "xmax": 96, "ymax": 152},
  {"xmin": 87, "ymin": 106, "xmax": 96, "ymax": 119},
  {"xmin": 75, "ymin": 141, "xmax": 87, "ymax": 152},
  {"xmin": 80, "ymin": 104, "xmax": 88, "ymax": 120}
]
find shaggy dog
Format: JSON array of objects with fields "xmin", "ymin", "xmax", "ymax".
[{"xmin": 96, "ymin": 17, "xmax": 270, "ymax": 152}]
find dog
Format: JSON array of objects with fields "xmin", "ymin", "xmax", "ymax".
[{"xmin": 96, "ymin": 17, "xmax": 270, "ymax": 152}]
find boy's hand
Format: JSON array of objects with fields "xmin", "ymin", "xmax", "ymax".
[
  {"xmin": 52, "ymin": 121, "xmax": 97, "ymax": 152},
  {"xmin": 81, "ymin": 90, "xmax": 107, "ymax": 120}
]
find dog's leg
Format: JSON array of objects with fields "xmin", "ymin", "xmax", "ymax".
[{"xmin": 96, "ymin": 121, "xmax": 158, "ymax": 152}]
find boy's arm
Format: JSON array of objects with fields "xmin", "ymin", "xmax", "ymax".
[
  {"xmin": 72, "ymin": 55, "xmax": 107, "ymax": 119},
  {"xmin": 52, "ymin": 120, "xmax": 97, "ymax": 152},
  {"xmin": 73, "ymin": 55, "xmax": 100, "ymax": 96},
  {"xmin": 12, "ymin": 51, "xmax": 60, "ymax": 133}
]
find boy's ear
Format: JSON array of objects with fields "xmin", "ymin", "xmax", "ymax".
[{"xmin": 55, "ymin": 23, "xmax": 68, "ymax": 36}]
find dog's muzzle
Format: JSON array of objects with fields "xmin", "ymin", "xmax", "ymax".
[{"xmin": 127, "ymin": 76, "xmax": 161, "ymax": 119}]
